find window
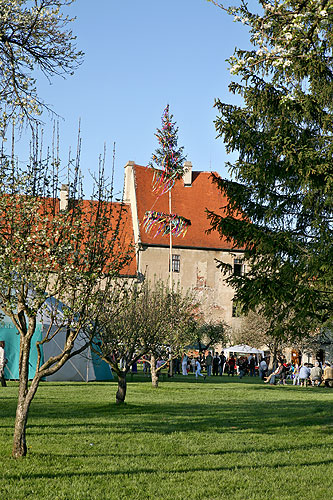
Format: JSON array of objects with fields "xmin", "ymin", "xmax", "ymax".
[
  {"xmin": 233, "ymin": 258, "xmax": 244, "ymax": 277},
  {"xmin": 169, "ymin": 254, "xmax": 180, "ymax": 273}
]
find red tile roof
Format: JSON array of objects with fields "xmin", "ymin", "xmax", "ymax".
[
  {"xmin": 133, "ymin": 165, "xmax": 241, "ymax": 250},
  {"xmin": 1, "ymin": 195, "xmax": 137, "ymax": 277},
  {"xmin": 103, "ymin": 201, "xmax": 137, "ymax": 277},
  {"xmin": 78, "ymin": 199, "xmax": 137, "ymax": 276}
]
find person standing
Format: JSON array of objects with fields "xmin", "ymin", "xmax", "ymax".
[
  {"xmin": 190, "ymin": 356, "xmax": 196, "ymax": 374},
  {"xmin": 248, "ymin": 354, "xmax": 256, "ymax": 377},
  {"xmin": 205, "ymin": 352, "xmax": 213, "ymax": 377},
  {"xmin": 228, "ymin": 355, "xmax": 236, "ymax": 376},
  {"xmin": 219, "ymin": 352, "xmax": 226, "ymax": 376},
  {"xmin": 181, "ymin": 352, "xmax": 188, "ymax": 376},
  {"xmin": 212, "ymin": 352, "xmax": 220, "ymax": 376},
  {"xmin": 0, "ymin": 341, "xmax": 7, "ymax": 387},
  {"xmin": 259, "ymin": 358, "xmax": 268, "ymax": 380}
]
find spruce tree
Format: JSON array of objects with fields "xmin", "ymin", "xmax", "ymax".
[{"xmin": 207, "ymin": 0, "xmax": 333, "ymax": 337}]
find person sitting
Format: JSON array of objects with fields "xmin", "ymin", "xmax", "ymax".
[
  {"xmin": 292, "ymin": 363, "xmax": 300, "ymax": 386},
  {"xmin": 277, "ymin": 363, "xmax": 288, "ymax": 385},
  {"xmin": 238, "ymin": 357, "xmax": 248, "ymax": 379},
  {"xmin": 299, "ymin": 363, "xmax": 311, "ymax": 387},
  {"xmin": 310, "ymin": 361, "xmax": 323, "ymax": 386},
  {"xmin": 323, "ymin": 362, "xmax": 333, "ymax": 388},
  {"xmin": 264, "ymin": 362, "xmax": 283, "ymax": 385}
]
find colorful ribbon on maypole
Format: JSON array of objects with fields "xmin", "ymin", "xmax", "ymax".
[
  {"xmin": 143, "ymin": 211, "xmax": 191, "ymax": 238},
  {"xmin": 147, "ymin": 104, "xmax": 186, "ymax": 195}
]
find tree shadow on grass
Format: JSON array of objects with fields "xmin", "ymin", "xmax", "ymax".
[
  {"xmin": 36, "ymin": 439, "xmax": 331, "ymax": 459},
  {"xmin": 1, "ymin": 396, "xmax": 332, "ymax": 437},
  {"xmin": 3, "ymin": 457, "xmax": 333, "ymax": 482}
]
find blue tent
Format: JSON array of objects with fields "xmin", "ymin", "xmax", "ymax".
[
  {"xmin": 0, "ymin": 318, "xmax": 43, "ymax": 380},
  {"xmin": 0, "ymin": 314, "xmax": 113, "ymax": 382}
]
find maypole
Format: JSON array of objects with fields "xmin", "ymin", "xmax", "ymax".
[
  {"xmin": 144, "ymin": 105, "xmax": 190, "ymax": 290},
  {"xmin": 169, "ymin": 190, "xmax": 172, "ymax": 290}
]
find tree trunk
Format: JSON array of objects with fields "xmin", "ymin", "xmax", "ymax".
[
  {"xmin": 268, "ymin": 341, "xmax": 278, "ymax": 371},
  {"xmin": 12, "ymin": 378, "xmax": 40, "ymax": 458},
  {"xmin": 116, "ymin": 371, "xmax": 127, "ymax": 404},
  {"xmin": 150, "ymin": 354, "xmax": 159, "ymax": 388},
  {"xmin": 12, "ymin": 397, "xmax": 29, "ymax": 458},
  {"xmin": 12, "ymin": 331, "xmax": 40, "ymax": 458}
]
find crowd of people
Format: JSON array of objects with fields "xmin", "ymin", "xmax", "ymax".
[
  {"xmin": 178, "ymin": 350, "xmax": 333, "ymax": 387},
  {"xmin": 264, "ymin": 359, "xmax": 333, "ymax": 387},
  {"xmin": 1, "ymin": 339, "xmax": 332, "ymax": 388}
]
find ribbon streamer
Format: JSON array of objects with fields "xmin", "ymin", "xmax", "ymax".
[
  {"xmin": 143, "ymin": 211, "xmax": 191, "ymax": 238},
  {"xmin": 147, "ymin": 105, "xmax": 185, "ymax": 194}
]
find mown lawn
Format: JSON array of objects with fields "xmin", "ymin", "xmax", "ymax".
[{"xmin": 0, "ymin": 374, "xmax": 332, "ymax": 500}]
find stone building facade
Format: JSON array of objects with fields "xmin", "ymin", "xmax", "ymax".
[{"xmin": 123, "ymin": 161, "xmax": 244, "ymax": 332}]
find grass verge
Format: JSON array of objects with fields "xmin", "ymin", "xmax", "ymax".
[{"xmin": 0, "ymin": 374, "xmax": 332, "ymax": 500}]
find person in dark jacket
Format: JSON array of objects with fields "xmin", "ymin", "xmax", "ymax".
[{"xmin": 212, "ymin": 352, "xmax": 220, "ymax": 376}]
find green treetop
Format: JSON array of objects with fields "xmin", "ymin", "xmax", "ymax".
[{"xmin": 207, "ymin": 0, "xmax": 333, "ymax": 338}]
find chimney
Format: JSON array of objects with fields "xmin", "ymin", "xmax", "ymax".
[
  {"xmin": 183, "ymin": 161, "xmax": 192, "ymax": 186},
  {"xmin": 124, "ymin": 161, "xmax": 135, "ymax": 202},
  {"xmin": 60, "ymin": 184, "xmax": 69, "ymax": 211}
]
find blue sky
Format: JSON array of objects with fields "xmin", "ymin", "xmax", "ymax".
[{"xmin": 22, "ymin": 0, "xmax": 252, "ymax": 198}]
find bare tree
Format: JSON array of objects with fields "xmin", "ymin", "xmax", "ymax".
[
  {"xmin": 144, "ymin": 282, "xmax": 196, "ymax": 389},
  {"xmin": 0, "ymin": 131, "xmax": 133, "ymax": 457},
  {"xmin": 91, "ymin": 280, "xmax": 196, "ymax": 400},
  {"xmin": 0, "ymin": 0, "xmax": 82, "ymax": 130}
]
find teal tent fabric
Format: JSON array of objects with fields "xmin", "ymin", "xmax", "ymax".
[
  {"xmin": 0, "ymin": 318, "xmax": 44, "ymax": 380},
  {"xmin": 0, "ymin": 316, "xmax": 113, "ymax": 381},
  {"xmin": 91, "ymin": 349, "xmax": 114, "ymax": 381}
]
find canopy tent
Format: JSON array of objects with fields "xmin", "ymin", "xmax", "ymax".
[
  {"xmin": 0, "ymin": 305, "xmax": 113, "ymax": 382},
  {"xmin": 0, "ymin": 318, "xmax": 43, "ymax": 380},
  {"xmin": 37, "ymin": 298, "xmax": 113, "ymax": 382},
  {"xmin": 42, "ymin": 327, "xmax": 113, "ymax": 382},
  {"xmin": 223, "ymin": 344, "xmax": 265, "ymax": 359}
]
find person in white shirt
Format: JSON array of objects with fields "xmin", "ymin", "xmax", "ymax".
[
  {"xmin": 195, "ymin": 358, "xmax": 206, "ymax": 380},
  {"xmin": 181, "ymin": 353, "xmax": 188, "ymax": 376}
]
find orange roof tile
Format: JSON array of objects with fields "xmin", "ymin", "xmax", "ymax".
[
  {"xmin": 1, "ymin": 195, "xmax": 136, "ymax": 277},
  {"xmin": 133, "ymin": 165, "xmax": 241, "ymax": 250},
  {"xmin": 76, "ymin": 199, "xmax": 137, "ymax": 277}
]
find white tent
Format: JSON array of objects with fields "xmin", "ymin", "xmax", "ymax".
[
  {"xmin": 42, "ymin": 327, "xmax": 113, "ymax": 382},
  {"xmin": 223, "ymin": 344, "xmax": 264, "ymax": 359},
  {"xmin": 38, "ymin": 299, "xmax": 114, "ymax": 382}
]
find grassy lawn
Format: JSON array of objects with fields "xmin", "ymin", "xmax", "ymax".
[{"xmin": 0, "ymin": 374, "xmax": 332, "ymax": 500}]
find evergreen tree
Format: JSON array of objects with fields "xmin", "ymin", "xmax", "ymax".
[{"xmin": 207, "ymin": 0, "xmax": 333, "ymax": 338}]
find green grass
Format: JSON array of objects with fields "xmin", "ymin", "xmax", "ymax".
[{"xmin": 0, "ymin": 374, "xmax": 332, "ymax": 500}]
